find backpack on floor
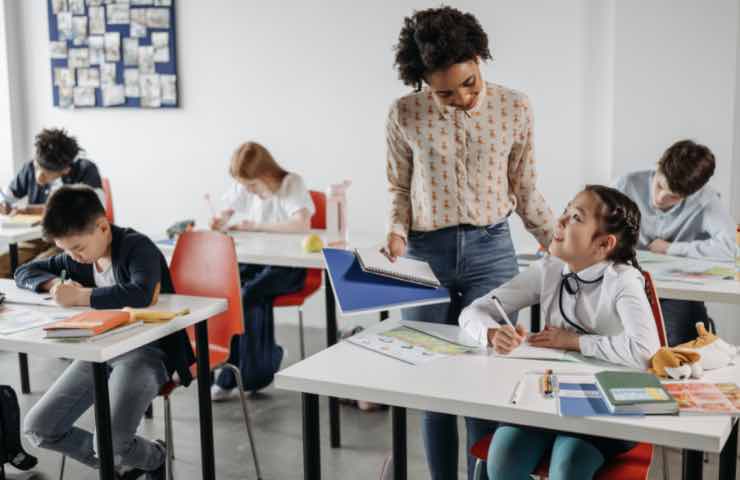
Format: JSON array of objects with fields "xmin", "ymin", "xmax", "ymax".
[{"xmin": 0, "ymin": 385, "xmax": 37, "ymax": 471}]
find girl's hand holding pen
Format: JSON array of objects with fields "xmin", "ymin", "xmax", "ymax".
[{"xmin": 490, "ymin": 324, "xmax": 527, "ymax": 354}]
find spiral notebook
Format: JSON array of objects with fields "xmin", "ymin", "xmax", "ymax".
[{"xmin": 354, "ymin": 247, "xmax": 441, "ymax": 288}]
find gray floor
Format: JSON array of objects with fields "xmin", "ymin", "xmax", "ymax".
[{"xmin": 1, "ymin": 324, "xmax": 737, "ymax": 479}]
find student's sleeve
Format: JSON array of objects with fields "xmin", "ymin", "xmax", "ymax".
[
  {"xmin": 14, "ymin": 254, "xmax": 71, "ymax": 292},
  {"xmin": 221, "ymin": 182, "xmax": 245, "ymax": 212},
  {"xmin": 458, "ymin": 261, "xmax": 543, "ymax": 346},
  {"xmin": 507, "ymin": 94, "xmax": 554, "ymax": 247},
  {"xmin": 578, "ymin": 272, "xmax": 660, "ymax": 369},
  {"xmin": 5, "ymin": 163, "xmax": 33, "ymax": 203},
  {"xmin": 612, "ymin": 175, "xmax": 627, "ymax": 193},
  {"xmin": 386, "ymin": 103, "xmax": 413, "ymax": 242},
  {"xmin": 89, "ymin": 239, "xmax": 162, "ymax": 309},
  {"xmin": 666, "ymin": 197, "xmax": 736, "ymax": 260},
  {"xmin": 281, "ymin": 175, "xmax": 315, "ymax": 218}
]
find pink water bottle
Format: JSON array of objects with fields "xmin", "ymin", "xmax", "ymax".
[{"xmin": 326, "ymin": 180, "xmax": 351, "ymax": 247}]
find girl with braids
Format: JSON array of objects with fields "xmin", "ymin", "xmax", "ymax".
[
  {"xmin": 385, "ymin": 7, "xmax": 554, "ymax": 478},
  {"xmin": 460, "ymin": 185, "xmax": 661, "ymax": 480}
]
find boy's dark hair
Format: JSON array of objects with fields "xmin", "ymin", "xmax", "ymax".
[
  {"xmin": 43, "ymin": 185, "xmax": 106, "ymax": 240},
  {"xmin": 585, "ymin": 185, "xmax": 642, "ymax": 272},
  {"xmin": 34, "ymin": 128, "xmax": 80, "ymax": 172},
  {"xmin": 394, "ymin": 6, "xmax": 492, "ymax": 91},
  {"xmin": 657, "ymin": 139, "xmax": 715, "ymax": 197}
]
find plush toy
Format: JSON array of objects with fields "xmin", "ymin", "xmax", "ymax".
[
  {"xmin": 649, "ymin": 347, "xmax": 702, "ymax": 379},
  {"xmin": 650, "ymin": 322, "xmax": 737, "ymax": 379}
]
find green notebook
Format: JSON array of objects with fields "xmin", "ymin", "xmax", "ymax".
[{"xmin": 595, "ymin": 371, "xmax": 678, "ymax": 415}]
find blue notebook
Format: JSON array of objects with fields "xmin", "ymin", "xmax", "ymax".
[
  {"xmin": 557, "ymin": 379, "xmax": 641, "ymax": 417},
  {"xmin": 322, "ymin": 248, "xmax": 450, "ymax": 316}
]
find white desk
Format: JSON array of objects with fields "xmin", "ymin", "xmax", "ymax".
[
  {"xmin": 158, "ymin": 229, "xmax": 380, "ymax": 449},
  {"xmin": 276, "ymin": 320, "xmax": 738, "ymax": 480},
  {"xmin": 0, "ymin": 279, "xmax": 227, "ymax": 480},
  {"xmin": 0, "ymin": 226, "xmax": 44, "ymax": 395}
]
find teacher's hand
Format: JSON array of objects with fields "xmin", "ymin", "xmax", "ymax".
[{"xmin": 383, "ymin": 233, "xmax": 406, "ymax": 263}]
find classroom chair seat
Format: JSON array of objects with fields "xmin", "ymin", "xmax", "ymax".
[
  {"xmin": 470, "ymin": 271, "xmax": 666, "ymax": 480},
  {"xmin": 272, "ymin": 190, "xmax": 326, "ymax": 359},
  {"xmin": 470, "ymin": 434, "xmax": 653, "ymax": 480}
]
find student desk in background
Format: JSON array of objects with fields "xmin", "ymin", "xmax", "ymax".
[
  {"xmin": 0, "ymin": 224, "xmax": 44, "ymax": 395},
  {"xmin": 0, "ymin": 279, "xmax": 227, "ymax": 480},
  {"xmin": 517, "ymin": 251, "xmax": 740, "ymax": 331},
  {"xmin": 158, "ymin": 230, "xmax": 380, "ymax": 449},
  {"xmin": 276, "ymin": 319, "xmax": 739, "ymax": 480}
]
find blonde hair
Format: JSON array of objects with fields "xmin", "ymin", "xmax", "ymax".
[{"xmin": 229, "ymin": 142, "xmax": 288, "ymax": 182}]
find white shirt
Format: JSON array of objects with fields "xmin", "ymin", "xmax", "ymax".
[
  {"xmin": 458, "ymin": 255, "xmax": 660, "ymax": 369},
  {"xmin": 221, "ymin": 173, "xmax": 315, "ymax": 225},
  {"xmin": 93, "ymin": 262, "xmax": 116, "ymax": 288}
]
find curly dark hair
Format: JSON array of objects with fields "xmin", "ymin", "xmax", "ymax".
[
  {"xmin": 393, "ymin": 6, "xmax": 492, "ymax": 91},
  {"xmin": 34, "ymin": 128, "xmax": 80, "ymax": 172},
  {"xmin": 657, "ymin": 139, "xmax": 715, "ymax": 197},
  {"xmin": 584, "ymin": 185, "xmax": 643, "ymax": 271}
]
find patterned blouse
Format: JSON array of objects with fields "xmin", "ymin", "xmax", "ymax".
[{"xmin": 386, "ymin": 81, "xmax": 554, "ymax": 246}]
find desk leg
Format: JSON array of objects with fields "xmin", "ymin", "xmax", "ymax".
[
  {"xmin": 681, "ymin": 449, "xmax": 703, "ymax": 479},
  {"xmin": 9, "ymin": 243, "xmax": 31, "ymax": 395},
  {"xmin": 92, "ymin": 362, "xmax": 115, "ymax": 480},
  {"xmin": 302, "ymin": 393, "xmax": 321, "ymax": 480},
  {"xmin": 530, "ymin": 304, "xmax": 541, "ymax": 333},
  {"xmin": 195, "ymin": 320, "xmax": 215, "ymax": 480},
  {"xmin": 719, "ymin": 419, "xmax": 738, "ymax": 480},
  {"xmin": 324, "ymin": 271, "xmax": 341, "ymax": 448},
  {"xmin": 392, "ymin": 407, "xmax": 407, "ymax": 480}
]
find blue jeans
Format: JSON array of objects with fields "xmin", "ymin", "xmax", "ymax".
[
  {"xmin": 487, "ymin": 426, "xmax": 606, "ymax": 480},
  {"xmin": 23, "ymin": 346, "xmax": 168, "ymax": 472},
  {"xmin": 402, "ymin": 222, "xmax": 520, "ymax": 480},
  {"xmin": 215, "ymin": 264, "xmax": 306, "ymax": 391},
  {"xmin": 660, "ymin": 299, "xmax": 710, "ymax": 346}
]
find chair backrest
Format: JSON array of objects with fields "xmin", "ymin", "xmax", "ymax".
[
  {"xmin": 169, "ymin": 231, "xmax": 244, "ymax": 352},
  {"xmin": 309, "ymin": 190, "xmax": 326, "ymax": 230},
  {"xmin": 102, "ymin": 177, "xmax": 115, "ymax": 224},
  {"xmin": 642, "ymin": 270, "xmax": 668, "ymax": 347}
]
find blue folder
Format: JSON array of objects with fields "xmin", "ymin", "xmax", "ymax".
[
  {"xmin": 557, "ymin": 382, "xmax": 641, "ymax": 417},
  {"xmin": 322, "ymin": 248, "xmax": 450, "ymax": 316}
]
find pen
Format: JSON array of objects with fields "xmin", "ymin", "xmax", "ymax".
[
  {"xmin": 492, "ymin": 297, "xmax": 515, "ymax": 329},
  {"xmin": 510, "ymin": 378, "xmax": 525, "ymax": 404},
  {"xmin": 60, "ymin": 269, "xmax": 67, "ymax": 284},
  {"xmin": 204, "ymin": 193, "xmax": 217, "ymax": 218}
]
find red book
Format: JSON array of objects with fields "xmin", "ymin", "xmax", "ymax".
[{"xmin": 44, "ymin": 310, "xmax": 131, "ymax": 338}]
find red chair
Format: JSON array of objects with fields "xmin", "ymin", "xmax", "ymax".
[
  {"xmin": 470, "ymin": 271, "xmax": 667, "ymax": 480},
  {"xmin": 164, "ymin": 231, "xmax": 262, "ymax": 480},
  {"xmin": 102, "ymin": 177, "xmax": 114, "ymax": 224},
  {"xmin": 272, "ymin": 190, "xmax": 325, "ymax": 359}
]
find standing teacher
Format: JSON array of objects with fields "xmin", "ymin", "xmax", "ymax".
[{"xmin": 385, "ymin": 7, "xmax": 554, "ymax": 480}]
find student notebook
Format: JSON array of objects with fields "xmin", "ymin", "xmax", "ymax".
[
  {"xmin": 322, "ymin": 248, "xmax": 450, "ymax": 316},
  {"xmin": 43, "ymin": 310, "xmax": 132, "ymax": 339},
  {"xmin": 555, "ymin": 374, "xmax": 641, "ymax": 417},
  {"xmin": 354, "ymin": 247, "xmax": 441, "ymax": 288},
  {"xmin": 595, "ymin": 371, "xmax": 678, "ymax": 415},
  {"xmin": 663, "ymin": 382, "xmax": 740, "ymax": 415}
]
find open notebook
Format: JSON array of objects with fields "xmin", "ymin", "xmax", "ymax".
[{"xmin": 354, "ymin": 247, "xmax": 441, "ymax": 288}]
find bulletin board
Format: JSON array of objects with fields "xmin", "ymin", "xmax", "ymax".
[{"xmin": 46, "ymin": 0, "xmax": 178, "ymax": 109}]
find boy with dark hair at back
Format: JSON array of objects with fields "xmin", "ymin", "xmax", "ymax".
[
  {"xmin": 15, "ymin": 185, "xmax": 193, "ymax": 480},
  {"xmin": 615, "ymin": 139, "xmax": 735, "ymax": 345},
  {"xmin": 0, "ymin": 128, "xmax": 104, "ymax": 277}
]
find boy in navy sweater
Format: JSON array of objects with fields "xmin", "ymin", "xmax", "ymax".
[
  {"xmin": 0, "ymin": 128, "xmax": 103, "ymax": 277},
  {"xmin": 16, "ymin": 185, "xmax": 192, "ymax": 480}
]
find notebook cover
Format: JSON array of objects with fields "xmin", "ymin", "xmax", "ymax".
[
  {"xmin": 595, "ymin": 371, "xmax": 676, "ymax": 409},
  {"xmin": 322, "ymin": 248, "xmax": 450, "ymax": 315},
  {"xmin": 43, "ymin": 310, "xmax": 131, "ymax": 336}
]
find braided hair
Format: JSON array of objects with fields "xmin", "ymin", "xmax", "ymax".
[{"xmin": 584, "ymin": 185, "xmax": 643, "ymax": 272}]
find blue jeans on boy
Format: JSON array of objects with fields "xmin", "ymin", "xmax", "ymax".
[
  {"xmin": 402, "ymin": 221, "xmax": 520, "ymax": 480},
  {"xmin": 23, "ymin": 346, "xmax": 168, "ymax": 472},
  {"xmin": 215, "ymin": 264, "xmax": 306, "ymax": 391}
]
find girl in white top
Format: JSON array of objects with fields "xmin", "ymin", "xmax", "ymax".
[
  {"xmin": 460, "ymin": 185, "xmax": 661, "ymax": 480},
  {"xmin": 209, "ymin": 142, "xmax": 315, "ymax": 400}
]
